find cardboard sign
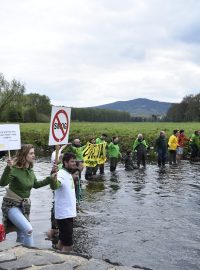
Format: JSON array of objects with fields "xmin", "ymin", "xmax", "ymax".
[
  {"xmin": 49, "ymin": 106, "xmax": 71, "ymax": 145},
  {"xmin": 0, "ymin": 124, "xmax": 21, "ymax": 151}
]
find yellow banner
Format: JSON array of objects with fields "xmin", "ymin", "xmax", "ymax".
[{"xmin": 82, "ymin": 142, "xmax": 107, "ymax": 167}]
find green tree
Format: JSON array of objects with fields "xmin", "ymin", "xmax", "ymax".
[
  {"xmin": 0, "ymin": 73, "xmax": 25, "ymax": 115},
  {"xmin": 25, "ymin": 93, "xmax": 51, "ymax": 115}
]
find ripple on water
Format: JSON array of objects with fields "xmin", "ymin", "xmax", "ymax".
[{"xmin": 0, "ymin": 159, "xmax": 200, "ymax": 270}]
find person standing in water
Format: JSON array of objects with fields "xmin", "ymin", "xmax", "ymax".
[
  {"xmin": 108, "ymin": 136, "xmax": 122, "ymax": 172},
  {"xmin": 155, "ymin": 131, "xmax": 168, "ymax": 167},
  {"xmin": 94, "ymin": 134, "xmax": 108, "ymax": 174},
  {"xmin": 133, "ymin": 134, "xmax": 148, "ymax": 168},
  {"xmin": 0, "ymin": 144, "xmax": 56, "ymax": 247},
  {"xmin": 176, "ymin": 129, "xmax": 190, "ymax": 163},
  {"xmin": 51, "ymin": 152, "xmax": 77, "ymax": 252},
  {"xmin": 168, "ymin": 130, "xmax": 179, "ymax": 165}
]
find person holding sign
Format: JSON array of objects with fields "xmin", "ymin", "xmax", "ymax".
[
  {"xmin": 94, "ymin": 133, "xmax": 108, "ymax": 175},
  {"xmin": 0, "ymin": 144, "xmax": 56, "ymax": 247},
  {"xmin": 50, "ymin": 152, "xmax": 77, "ymax": 252}
]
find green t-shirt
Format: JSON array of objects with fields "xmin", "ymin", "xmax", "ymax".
[
  {"xmin": 108, "ymin": 142, "xmax": 121, "ymax": 158},
  {"xmin": 96, "ymin": 138, "xmax": 105, "ymax": 144},
  {"xmin": 64, "ymin": 145, "xmax": 85, "ymax": 161},
  {"xmin": 0, "ymin": 166, "xmax": 51, "ymax": 198}
]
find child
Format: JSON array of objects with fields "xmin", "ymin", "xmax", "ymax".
[
  {"xmin": 71, "ymin": 168, "xmax": 82, "ymax": 205},
  {"xmin": 124, "ymin": 150, "xmax": 137, "ymax": 170}
]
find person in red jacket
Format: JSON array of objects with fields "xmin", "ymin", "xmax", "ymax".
[{"xmin": 176, "ymin": 129, "xmax": 190, "ymax": 163}]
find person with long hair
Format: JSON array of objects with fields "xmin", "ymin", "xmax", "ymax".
[{"xmin": 0, "ymin": 144, "xmax": 56, "ymax": 247}]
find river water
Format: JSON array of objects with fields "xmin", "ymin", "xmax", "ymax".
[{"xmin": 0, "ymin": 158, "xmax": 200, "ymax": 270}]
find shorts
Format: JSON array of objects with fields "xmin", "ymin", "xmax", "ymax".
[
  {"xmin": 176, "ymin": 147, "xmax": 183, "ymax": 155},
  {"xmin": 56, "ymin": 218, "xmax": 73, "ymax": 246}
]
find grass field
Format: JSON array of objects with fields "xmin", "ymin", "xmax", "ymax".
[{"xmin": 19, "ymin": 122, "xmax": 200, "ymax": 151}]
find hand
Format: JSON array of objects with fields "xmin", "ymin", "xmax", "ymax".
[
  {"xmin": 51, "ymin": 163, "xmax": 58, "ymax": 173},
  {"xmin": 7, "ymin": 159, "xmax": 13, "ymax": 167},
  {"xmin": 51, "ymin": 172, "xmax": 57, "ymax": 182}
]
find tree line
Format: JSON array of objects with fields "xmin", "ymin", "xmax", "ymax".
[
  {"xmin": 0, "ymin": 73, "xmax": 131, "ymax": 122},
  {"xmin": 1, "ymin": 73, "xmax": 199, "ymax": 122},
  {"xmin": 166, "ymin": 94, "xmax": 200, "ymax": 122}
]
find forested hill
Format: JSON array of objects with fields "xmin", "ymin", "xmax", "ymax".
[
  {"xmin": 1, "ymin": 73, "xmax": 199, "ymax": 122},
  {"xmin": 94, "ymin": 98, "xmax": 173, "ymax": 116}
]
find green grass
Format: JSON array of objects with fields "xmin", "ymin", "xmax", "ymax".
[{"xmin": 19, "ymin": 122, "xmax": 200, "ymax": 152}]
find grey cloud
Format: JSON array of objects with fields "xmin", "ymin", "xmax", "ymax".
[{"xmin": 0, "ymin": 0, "xmax": 200, "ymax": 107}]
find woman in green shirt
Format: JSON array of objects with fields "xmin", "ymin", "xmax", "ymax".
[{"xmin": 0, "ymin": 144, "xmax": 55, "ymax": 247}]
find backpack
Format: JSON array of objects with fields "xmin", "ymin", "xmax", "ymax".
[{"xmin": 0, "ymin": 224, "xmax": 6, "ymax": 242}]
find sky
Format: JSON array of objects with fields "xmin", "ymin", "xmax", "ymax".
[{"xmin": 0, "ymin": 0, "xmax": 200, "ymax": 107}]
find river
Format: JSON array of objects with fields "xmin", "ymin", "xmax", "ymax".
[{"xmin": 0, "ymin": 158, "xmax": 200, "ymax": 270}]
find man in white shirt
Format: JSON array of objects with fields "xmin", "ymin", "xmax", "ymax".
[{"xmin": 51, "ymin": 152, "xmax": 77, "ymax": 252}]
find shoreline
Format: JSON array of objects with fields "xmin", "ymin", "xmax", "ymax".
[{"xmin": 0, "ymin": 240, "xmax": 145, "ymax": 270}]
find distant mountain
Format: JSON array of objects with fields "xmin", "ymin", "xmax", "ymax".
[{"xmin": 94, "ymin": 98, "xmax": 173, "ymax": 116}]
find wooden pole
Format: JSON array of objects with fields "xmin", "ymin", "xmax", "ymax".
[{"xmin": 55, "ymin": 145, "xmax": 59, "ymax": 164}]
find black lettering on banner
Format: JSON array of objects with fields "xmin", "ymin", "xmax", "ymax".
[
  {"xmin": 82, "ymin": 143, "xmax": 91, "ymax": 157},
  {"xmin": 97, "ymin": 144, "xmax": 103, "ymax": 159}
]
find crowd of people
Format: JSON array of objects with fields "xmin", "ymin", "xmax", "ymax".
[
  {"xmin": 0, "ymin": 129, "xmax": 199, "ymax": 252},
  {"xmin": 55, "ymin": 129, "xmax": 200, "ymax": 175}
]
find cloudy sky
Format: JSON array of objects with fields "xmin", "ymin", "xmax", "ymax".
[{"xmin": 0, "ymin": 0, "xmax": 200, "ymax": 107}]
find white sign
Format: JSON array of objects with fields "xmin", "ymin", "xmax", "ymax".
[
  {"xmin": 0, "ymin": 124, "xmax": 21, "ymax": 151},
  {"xmin": 48, "ymin": 106, "xmax": 71, "ymax": 146}
]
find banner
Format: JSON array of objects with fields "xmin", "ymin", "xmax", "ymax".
[
  {"xmin": 0, "ymin": 124, "xmax": 21, "ymax": 151},
  {"xmin": 82, "ymin": 142, "xmax": 107, "ymax": 167}
]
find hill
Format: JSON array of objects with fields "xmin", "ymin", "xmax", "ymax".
[{"xmin": 94, "ymin": 98, "xmax": 173, "ymax": 116}]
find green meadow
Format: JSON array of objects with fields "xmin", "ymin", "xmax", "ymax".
[{"xmin": 20, "ymin": 122, "xmax": 200, "ymax": 152}]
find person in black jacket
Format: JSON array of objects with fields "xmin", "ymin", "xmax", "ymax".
[{"xmin": 155, "ymin": 131, "xmax": 168, "ymax": 167}]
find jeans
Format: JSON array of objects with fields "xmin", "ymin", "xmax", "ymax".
[{"xmin": 7, "ymin": 207, "xmax": 33, "ymax": 247}]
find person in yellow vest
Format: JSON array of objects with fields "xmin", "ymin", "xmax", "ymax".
[{"xmin": 168, "ymin": 130, "xmax": 179, "ymax": 165}]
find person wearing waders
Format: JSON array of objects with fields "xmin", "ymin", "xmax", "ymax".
[
  {"xmin": 85, "ymin": 137, "xmax": 97, "ymax": 180},
  {"xmin": 108, "ymin": 136, "xmax": 122, "ymax": 172},
  {"xmin": 176, "ymin": 129, "xmax": 190, "ymax": 163},
  {"xmin": 93, "ymin": 133, "xmax": 108, "ymax": 175},
  {"xmin": 168, "ymin": 129, "xmax": 179, "ymax": 165},
  {"xmin": 189, "ymin": 130, "xmax": 200, "ymax": 161},
  {"xmin": 133, "ymin": 134, "xmax": 148, "ymax": 168},
  {"xmin": 155, "ymin": 131, "xmax": 168, "ymax": 167}
]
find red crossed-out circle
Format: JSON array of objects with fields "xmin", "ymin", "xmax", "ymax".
[{"xmin": 52, "ymin": 110, "xmax": 69, "ymax": 142}]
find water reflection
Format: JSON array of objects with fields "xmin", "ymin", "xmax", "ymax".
[{"xmin": 1, "ymin": 159, "xmax": 200, "ymax": 270}]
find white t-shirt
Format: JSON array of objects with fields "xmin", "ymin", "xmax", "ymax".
[
  {"xmin": 54, "ymin": 168, "xmax": 77, "ymax": 219},
  {"xmin": 51, "ymin": 149, "xmax": 62, "ymax": 165}
]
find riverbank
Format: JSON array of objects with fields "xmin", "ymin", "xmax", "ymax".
[
  {"xmin": 0, "ymin": 240, "xmax": 145, "ymax": 270},
  {"xmin": 19, "ymin": 122, "xmax": 199, "ymax": 156}
]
